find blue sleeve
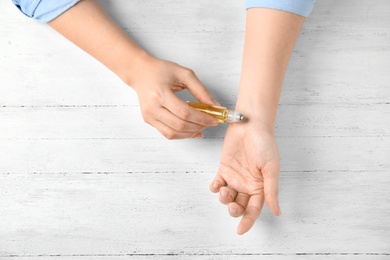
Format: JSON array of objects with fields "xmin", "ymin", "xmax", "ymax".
[
  {"xmin": 245, "ymin": 0, "xmax": 316, "ymax": 17},
  {"xmin": 12, "ymin": 0, "xmax": 79, "ymax": 22}
]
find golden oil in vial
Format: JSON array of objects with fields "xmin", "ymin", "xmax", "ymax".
[{"xmin": 187, "ymin": 102, "xmax": 243, "ymax": 123}]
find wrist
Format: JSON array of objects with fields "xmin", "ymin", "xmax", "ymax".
[
  {"xmin": 118, "ymin": 49, "xmax": 156, "ymax": 88},
  {"xmin": 235, "ymin": 93, "xmax": 277, "ymax": 134}
]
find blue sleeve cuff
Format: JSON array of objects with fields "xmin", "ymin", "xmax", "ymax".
[
  {"xmin": 245, "ymin": 0, "xmax": 316, "ymax": 17},
  {"xmin": 12, "ymin": 0, "xmax": 80, "ymax": 22}
]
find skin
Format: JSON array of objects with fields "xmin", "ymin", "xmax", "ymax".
[
  {"xmin": 210, "ymin": 9, "xmax": 305, "ymax": 235},
  {"xmin": 48, "ymin": 0, "xmax": 219, "ymax": 140},
  {"xmin": 47, "ymin": 1, "xmax": 304, "ymax": 234}
]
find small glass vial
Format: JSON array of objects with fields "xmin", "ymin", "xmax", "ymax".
[{"xmin": 187, "ymin": 101, "xmax": 243, "ymax": 123}]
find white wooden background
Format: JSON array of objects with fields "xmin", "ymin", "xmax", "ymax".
[{"xmin": 1, "ymin": 0, "xmax": 390, "ymax": 259}]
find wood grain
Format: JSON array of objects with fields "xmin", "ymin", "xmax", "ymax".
[{"xmin": 1, "ymin": 0, "xmax": 389, "ymax": 258}]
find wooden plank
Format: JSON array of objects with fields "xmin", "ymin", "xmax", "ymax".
[
  {"xmin": 0, "ymin": 256, "xmax": 389, "ymax": 260},
  {"xmin": 1, "ymin": 137, "xmax": 389, "ymax": 173},
  {"xmin": 0, "ymin": 171, "xmax": 389, "ymax": 255}
]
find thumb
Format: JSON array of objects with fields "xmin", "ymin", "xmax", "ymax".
[
  {"xmin": 262, "ymin": 163, "xmax": 281, "ymax": 216},
  {"xmin": 182, "ymin": 69, "xmax": 220, "ymax": 106},
  {"xmin": 209, "ymin": 173, "xmax": 227, "ymax": 193}
]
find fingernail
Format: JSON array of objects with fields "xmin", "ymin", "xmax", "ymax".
[
  {"xmin": 277, "ymin": 205, "xmax": 282, "ymax": 216},
  {"xmin": 229, "ymin": 205, "xmax": 237, "ymax": 214},
  {"xmin": 220, "ymin": 189, "xmax": 228, "ymax": 197},
  {"xmin": 212, "ymin": 99, "xmax": 221, "ymax": 106},
  {"xmin": 193, "ymin": 132, "xmax": 203, "ymax": 138},
  {"xmin": 212, "ymin": 120, "xmax": 219, "ymax": 126},
  {"xmin": 212, "ymin": 181, "xmax": 219, "ymax": 190}
]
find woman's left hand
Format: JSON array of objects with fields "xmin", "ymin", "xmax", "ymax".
[{"xmin": 210, "ymin": 122, "xmax": 281, "ymax": 235}]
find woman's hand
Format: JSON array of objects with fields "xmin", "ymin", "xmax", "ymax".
[
  {"xmin": 208, "ymin": 8, "xmax": 304, "ymax": 234},
  {"xmin": 129, "ymin": 55, "xmax": 219, "ymax": 139},
  {"xmin": 210, "ymin": 122, "xmax": 281, "ymax": 235},
  {"xmin": 48, "ymin": 0, "xmax": 219, "ymax": 139}
]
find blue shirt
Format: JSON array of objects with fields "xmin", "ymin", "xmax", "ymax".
[
  {"xmin": 12, "ymin": 0, "xmax": 316, "ymax": 22},
  {"xmin": 246, "ymin": 0, "xmax": 316, "ymax": 17},
  {"xmin": 12, "ymin": 0, "xmax": 79, "ymax": 22}
]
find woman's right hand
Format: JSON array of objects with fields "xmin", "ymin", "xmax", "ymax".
[
  {"xmin": 127, "ymin": 54, "xmax": 219, "ymax": 139},
  {"xmin": 47, "ymin": 0, "xmax": 218, "ymax": 139},
  {"xmin": 48, "ymin": 0, "xmax": 217, "ymax": 139}
]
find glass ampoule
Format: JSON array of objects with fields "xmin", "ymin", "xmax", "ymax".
[{"xmin": 187, "ymin": 101, "xmax": 243, "ymax": 123}]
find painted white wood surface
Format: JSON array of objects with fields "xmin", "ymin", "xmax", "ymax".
[{"xmin": 1, "ymin": 0, "xmax": 390, "ymax": 258}]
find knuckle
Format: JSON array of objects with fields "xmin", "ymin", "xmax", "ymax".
[
  {"xmin": 141, "ymin": 102, "xmax": 152, "ymax": 113},
  {"xmin": 161, "ymin": 129, "xmax": 176, "ymax": 140},
  {"xmin": 165, "ymin": 133, "xmax": 175, "ymax": 140},
  {"xmin": 141, "ymin": 110, "xmax": 151, "ymax": 122},
  {"xmin": 178, "ymin": 108, "xmax": 190, "ymax": 120},
  {"xmin": 174, "ymin": 121, "xmax": 186, "ymax": 131},
  {"xmin": 183, "ymin": 68, "xmax": 195, "ymax": 78}
]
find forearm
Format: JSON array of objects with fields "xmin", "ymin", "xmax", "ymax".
[
  {"xmin": 237, "ymin": 9, "xmax": 304, "ymax": 131},
  {"xmin": 48, "ymin": 0, "xmax": 148, "ymax": 85}
]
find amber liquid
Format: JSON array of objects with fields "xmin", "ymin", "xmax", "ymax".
[{"xmin": 187, "ymin": 102, "xmax": 228, "ymax": 123}]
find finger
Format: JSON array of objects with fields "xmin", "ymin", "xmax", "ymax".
[
  {"xmin": 228, "ymin": 203, "xmax": 245, "ymax": 218},
  {"xmin": 218, "ymin": 186, "xmax": 238, "ymax": 205},
  {"xmin": 228, "ymin": 192, "xmax": 249, "ymax": 218},
  {"xmin": 209, "ymin": 173, "xmax": 227, "ymax": 193},
  {"xmin": 180, "ymin": 69, "xmax": 220, "ymax": 106},
  {"xmin": 263, "ymin": 163, "xmax": 281, "ymax": 216},
  {"xmin": 237, "ymin": 194, "xmax": 264, "ymax": 235},
  {"xmin": 157, "ymin": 107, "xmax": 207, "ymax": 133},
  {"xmin": 151, "ymin": 120, "xmax": 202, "ymax": 140},
  {"xmin": 163, "ymin": 92, "xmax": 218, "ymax": 127}
]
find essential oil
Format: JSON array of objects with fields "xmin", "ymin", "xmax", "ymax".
[{"xmin": 187, "ymin": 102, "xmax": 243, "ymax": 123}]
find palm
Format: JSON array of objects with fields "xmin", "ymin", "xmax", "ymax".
[{"xmin": 211, "ymin": 123, "xmax": 280, "ymax": 234}]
